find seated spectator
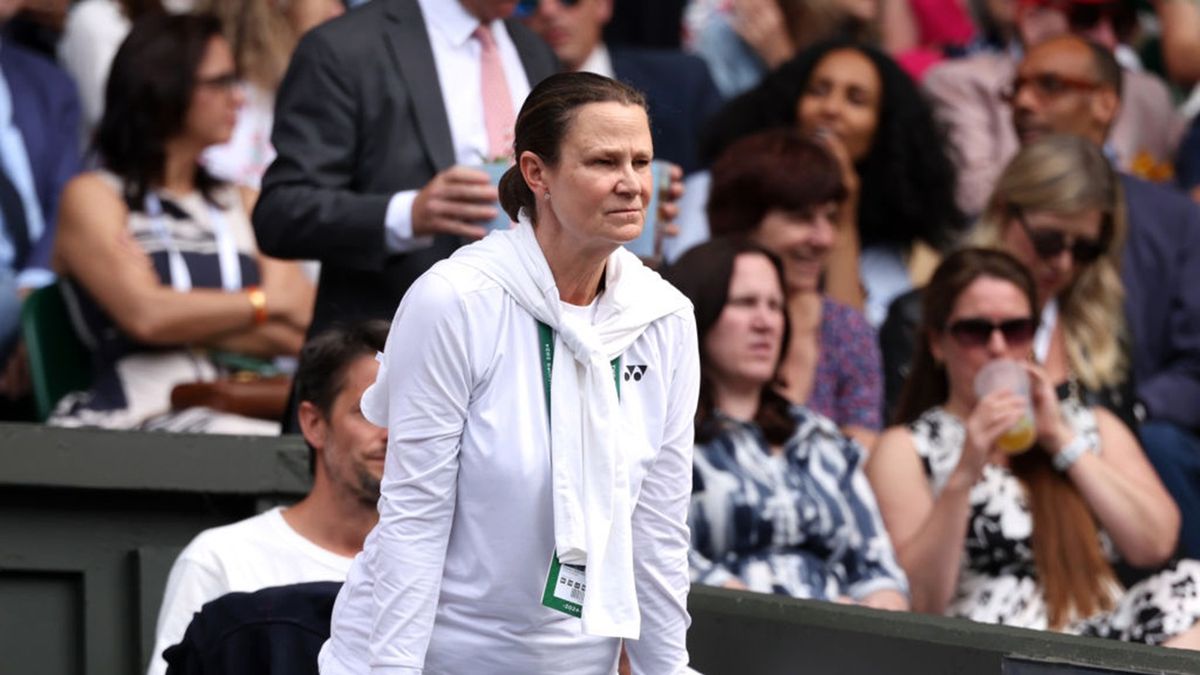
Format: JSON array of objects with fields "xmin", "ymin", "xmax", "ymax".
[
  {"xmin": 146, "ymin": 320, "xmax": 388, "ymax": 675},
  {"xmin": 999, "ymin": 35, "xmax": 1200, "ymax": 560},
  {"xmin": 0, "ymin": 0, "xmax": 81, "ymax": 417},
  {"xmin": 692, "ymin": 40, "xmax": 964, "ymax": 325},
  {"xmin": 664, "ymin": 237, "xmax": 909, "ymax": 610},
  {"xmin": 522, "ymin": 0, "xmax": 723, "ymax": 176},
  {"xmin": 198, "ymin": 0, "xmax": 343, "ymax": 188},
  {"xmin": 867, "ymin": 248, "xmax": 1200, "ymax": 647},
  {"xmin": 56, "ymin": 0, "xmax": 161, "ymax": 146},
  {"xmin": 48, "ymin": 14, "xmax": 314, "ymax": 433},
  {"xmin": 924, "ymin": 0, "xmax": 1180, "ymax": 217},
  {"xmin": 702, "ymin": 129, "xmax": 883, "ymax": 449},
  {"xmin": 969, "ymin": 135, "xmax": 1133, "ymax": 424},
  {"xmin": 881, "ymin": 135, "xmax": 1133, "ymax": 428}
]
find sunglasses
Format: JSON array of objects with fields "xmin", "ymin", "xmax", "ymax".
[
  {"xmin": 1013, "ymin": 208, "xmax": 1107, "ymax": 264},
  {"xmin": 947, "ymin": 317, "xmax": 1037, "ymax": 349},
  {"xmin": 514, "ymin": 0, "xmax": 581, "ymax": 16},
  {"xmin": 999, "ymin": 73, "xmax": 1100, "ymax": 103}
]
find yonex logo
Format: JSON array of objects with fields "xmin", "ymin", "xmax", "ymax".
[{"xmin": 623, "ymin": 365, "xmax": 648, "ymax": 381}]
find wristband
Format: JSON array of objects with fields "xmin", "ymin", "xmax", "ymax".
[
  {"xmin": 246, "ymin": 286, "xmax": 268, "ymax": 326},
  {"xmin": 1052, "ymin": 435, "xmax": 1090, "ymax": 472}
]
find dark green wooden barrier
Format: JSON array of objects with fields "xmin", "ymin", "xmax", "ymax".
[{"xmin": 4, "ymin": 423, "xmax": 1200, "ymax": 675}]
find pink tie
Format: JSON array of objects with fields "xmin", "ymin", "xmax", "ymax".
[{"xmin": 474, "ymin": 24, "xmax": 516, "ymax": 160}]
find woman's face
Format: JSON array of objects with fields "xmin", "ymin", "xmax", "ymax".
[
  {"xmin": 1000, "ymin": 207, "xmax": 1104, "ymax": 302},
  {"xmin": 796, "ymin": 48, "xmax": 881, "ymax": 162},
  {"xmin": 931, "ymin": 276, "xmax": 1036, "ymax": 406},
  {"xmin": 287, "ymin": 0, "xmax": 345, "ymax": 36},
  {"xmin": 183, "ymin": 36, "xmax": 243, "ymax": 149},
  {"xmin": 704, "ymin": 253, "xmax": 787, "ymax": 391},
  {"xmin": 750, "ymin": 203, "xmax": 838, "ymax": 296},
  {"xmin": 534, "ymin": 101, "xmax": 654, "ymax": 254}
]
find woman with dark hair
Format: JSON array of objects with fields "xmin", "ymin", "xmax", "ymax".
[
  {"xmin": 49, "ymin": 14, "xmax": 314, "ymax": 433},
  {"xmin": 665, "ymin": 237, "xmax": 908, "ymax": 608},
  {"xmin": 320, "ymin": 72, "xmax": 699, "ymax": 673},
  {"xmin": 704, "ymin": 128, "xmax": 882, "ymax": 449},
  {"xmin": 695, "ymin": 39, "xmax": 964, "ymax": 325},
  {"xmin": 866, "ymin": 248, "xmax": 1200, "ymax": 647}
]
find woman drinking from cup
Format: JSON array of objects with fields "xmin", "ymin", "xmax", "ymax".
[
  {"xmin": 880, "ymin": 135, "xmax": 1134, "ymax": 431},
  {"xmin": 866, "ymin": 248, "xmax": 1200, "ymax": 647}
]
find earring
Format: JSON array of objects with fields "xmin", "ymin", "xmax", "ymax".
[{"xmin": 544, "ymin": 192, "xmax": 551, "ymax": 200}]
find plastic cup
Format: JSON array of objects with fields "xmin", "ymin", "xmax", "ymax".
[
  {"xmin": 973, "ymin": 359, "xmax": 1036, "ymax": 454},
  {"xmin": 623, "ymin": 159, "xmax": 671, "ymax": 259},
  {"xmin": 480, "ymin": 160, "xmax": 516, "ymax": 232}
]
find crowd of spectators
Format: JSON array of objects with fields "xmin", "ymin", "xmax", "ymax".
[{"xmin": 3, "ymin": 0, "xmax": 1200, "ymax": 669}]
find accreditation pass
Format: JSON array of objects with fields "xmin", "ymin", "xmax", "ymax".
[{"xmin": 542, "ymin": 551, "xmax": 586, "ymax": 617}]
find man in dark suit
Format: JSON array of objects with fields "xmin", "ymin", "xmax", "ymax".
[
  {"xmin": 253, "ymin": 0, "xmax": 559, "ymax": 338},
  {"xmin": 523, "ymin": 0, "xmax": 723, "ymax": 176},
  {"xmin": 0, "ymin": 0, "xmax": 82, "ymax": 408}
]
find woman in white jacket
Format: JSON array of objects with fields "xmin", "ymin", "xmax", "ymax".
[{"xmin": 319, "ymin": 72, "xmax": 700, "ymax": 674}]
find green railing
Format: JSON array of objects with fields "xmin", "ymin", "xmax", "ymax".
[{"xmin": 3, "ymin": 423, "xmax": 1198, "ymax": 675}]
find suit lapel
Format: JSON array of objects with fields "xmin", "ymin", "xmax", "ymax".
[{"xmin": 384, "ymin": 0, "xmax": 455, "ymax": 171}]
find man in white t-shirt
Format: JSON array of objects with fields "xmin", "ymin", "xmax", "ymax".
[{"xmin": 146, "ymin": 321, "xmax": 389, "ymax": 675}]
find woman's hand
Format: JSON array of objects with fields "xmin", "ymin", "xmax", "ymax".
[
  {"xmin": 731, "ymin": 0, "xmax": 795, "ymax": 68},
  {"xmin": 722, "ymin": 577, "xmax": 749, "ymax": 591},
  {"xmin": 1025, "ymin": 363, "xmax": 1073, "ymax": 454},
  {"xmin": 812, "ymin": 130, "xmax": 860, "ymax": 205},
  {"xmin": 950, "ymin": 390, "xmax": 1026, "ymax": 489},
  {"xmin": 858, "ymin": 588, "xmax": 910, "ymax": 611},
  {"xmin": 812, "ymin": 130, "xmax": 865, "ymax": 309}
]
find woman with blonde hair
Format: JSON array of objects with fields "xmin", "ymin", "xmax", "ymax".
[
  {"xmin": 969, "ymin": 134, "xmax": 1132, "ymax": 427},
  {"xmin": 881, "ymin": 135, "xmax": 1133, "ymax": 427},
  {"xmin": 197, "ymin": 0, "xmax": 343, "ymax": 187}
]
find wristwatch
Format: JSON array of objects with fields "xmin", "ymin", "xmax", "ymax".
[{"xmin": 1052, "ymin": 435, "xmax": 1091, "ymax": 472}]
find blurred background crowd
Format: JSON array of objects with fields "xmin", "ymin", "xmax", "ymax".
[{"xmin": 4, "ymin": 0, "xmax": 1200, "ymax": 668}]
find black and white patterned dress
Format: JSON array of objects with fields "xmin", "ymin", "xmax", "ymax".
[
  {"xmin": 48, "ymin": 173, "xmax": 278, "ymax": 435},
  {"xmin": 689, "ymin": 406, "xmax": 909, "ymax": 601},
  {"xmin": 911, "ymin": 403, "xmax": 1200, "ymax": 644}
]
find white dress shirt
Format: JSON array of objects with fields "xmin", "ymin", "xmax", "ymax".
[
  {"xmin": 319, "ymin": 260, "xmax": 698, "ymax": 674},
  {"xmin": 384, "ymin": 0, "xmax": 532, "ymax": 253},
  {"xmin": 578, "ymin": 43, "xmax": 615, "ymax": 78}
]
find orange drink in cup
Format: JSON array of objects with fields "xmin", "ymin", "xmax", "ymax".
[
  {"xmin": 974, "ymin": 359, "xmax": 1037, "ymax": 455},
  {"xmin": 995, "ymin": 414, "xmax": 1037, "ymax": 454}
]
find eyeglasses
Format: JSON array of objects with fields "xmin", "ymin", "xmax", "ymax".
[
  {"xmin": 514, "ymin": 0, "xmax": 581, "ymax": 17},
  {"xmin": 947, "ymin": 317, "xmax": 1037, "ymax": 349},
  {"xmin": 195, "ymin": 72, "xmax": 241, "ymax": 92},
  {"xmin": 1012, "ymin": 208, "xmax": 1107, "ymax": 264},
  {"xmin": 999, "ymin": 73, "xmax": 1101, "ymax": 103}
]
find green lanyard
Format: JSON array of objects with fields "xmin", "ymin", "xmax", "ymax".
[{"xmin": 536, "ymin": 320, "xmax": 621, "ymax": 419}]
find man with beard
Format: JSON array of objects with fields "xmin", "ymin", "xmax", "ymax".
[{"xmin": 146, "ymin": 321, "xmax": 389, "ymax": 675}]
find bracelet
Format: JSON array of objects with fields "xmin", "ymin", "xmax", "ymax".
[
  {"xmin": 246, "ymin": 286, "xmax": 268, "ymax": 326},
  {"xmin": 1052, "ymin": 435, "xmax": 1091, "ymax": 472}
]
